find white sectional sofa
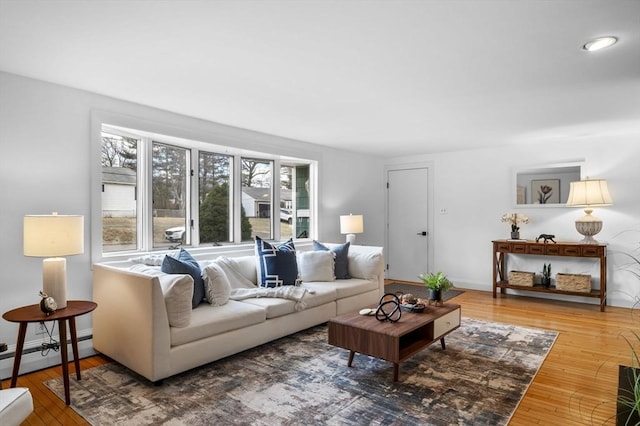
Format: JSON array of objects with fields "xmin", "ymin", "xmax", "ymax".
[{"xmin": 92, "ymin": 244, "xmax": 384, "ymax": 383}]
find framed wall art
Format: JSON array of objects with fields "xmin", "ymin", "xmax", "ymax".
[{"xmin": 531, "ymin": 179, "xmax": 560, "ymax": 204}]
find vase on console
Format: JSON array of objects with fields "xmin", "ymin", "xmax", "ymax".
[{"xmin": 502, "ymin": 213, "xmax": 529, "ymax": 240}]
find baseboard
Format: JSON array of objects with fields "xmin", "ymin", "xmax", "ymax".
[{"xmin": 0, "ymin": 328, "xmax": 96, "ymax": 381}]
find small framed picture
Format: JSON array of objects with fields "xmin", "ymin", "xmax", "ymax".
[{"xmin": 531, "ymin": 179, "xmax": 560, "ymax": 204}]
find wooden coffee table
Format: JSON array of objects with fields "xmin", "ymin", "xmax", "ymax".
[{"xmin": 328, "ymin": 303, "xmax": 461, "ymax": 381}]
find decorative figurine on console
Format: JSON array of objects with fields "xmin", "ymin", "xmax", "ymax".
[
  {"xmin": 39, "ymin": 291, "xmax": 57, "ymax": 315},
  {"xmin": 536, "ymin": 234, "xmax": 557, "ymax": 244}
]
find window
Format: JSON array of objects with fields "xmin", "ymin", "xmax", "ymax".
[
  {"xmin": 280, "ymin": 165, "xmax": 293, "ymax": 239},
  {"xmin": 152, "ymin": 142, "xmax": 190, "ymax": 249},
  {"xmin": 101, "ymin": 132, "xmax": 139, "ymax": 253},
  {"xmin": 241, "ymin": 158, "xmax": 272, "ymax": 241},
  {"xmin": 199, "ymin": 151, "xmax": 232, "ymax": 245},
  {"xmin": 98, "ymin": 124, "xmax": 315, "ymax": 256}
]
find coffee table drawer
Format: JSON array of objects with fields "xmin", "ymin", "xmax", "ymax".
[{"xmin": 433, "ymin": 308, "xmax": 460, "ymax": 339}]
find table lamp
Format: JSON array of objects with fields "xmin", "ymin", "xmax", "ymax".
[
  {"xmin": 340, "ymin": 214, "xmax": 363, "ymax": 244},
  {"xmin": 23, "ymin": 212, "xmax": 84, "ymax": 309},
  {"xmin": 566, "ymin": 179, "xmax": 612, "ymax": 244}
]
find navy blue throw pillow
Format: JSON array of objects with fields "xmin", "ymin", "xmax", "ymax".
[
  {"xmin": 162, "ymin": 248, "xmax": 205, "ymax": 308},
  {"xmin": 255, "ymin": 236, "xmax": 299, "ymax": 287},
  {"xmin": 313, "ymin": 241, "xmax": 350, "ymax": 279}
]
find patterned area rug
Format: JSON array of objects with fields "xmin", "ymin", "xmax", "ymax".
[
  {"xmin": 45, "ymin": 318, "xmax": 557, "ymax": 425},
  {"xmin": 385, "ymin": 282, "xmax": 464, "ymax": 301}
]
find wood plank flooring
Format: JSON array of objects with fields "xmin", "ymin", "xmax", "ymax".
[{"xmin": 2, "ymin": 286, "xmax": 637, "ymax": 425}]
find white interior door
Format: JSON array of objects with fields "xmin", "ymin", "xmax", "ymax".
[{"xmin": 387, "ymin": 168, "xmax": 429, "ymax": 282}]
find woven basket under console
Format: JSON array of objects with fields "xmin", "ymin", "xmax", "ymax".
[
  {"xmin": 508, "ymin": 271, "xmax": 535, "ymax": 287},
  {"xmin": 556, "ymin": 273, "xmax": 591, "ymax": 292}
]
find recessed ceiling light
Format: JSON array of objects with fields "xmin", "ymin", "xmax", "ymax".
[{"xmin": 582, "ymin": 36, "xmax": 618, "ymax": 52}]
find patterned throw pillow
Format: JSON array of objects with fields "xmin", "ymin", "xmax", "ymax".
[
  {"xmin": 255, "ymin": 236, "xmax": 299, "ymax": 287},
  {"xmin": 313, "ymin": 241, "xmax": 351, "ymax": 279},
  {"xmin": 161, "ymin": 248, "xmax": 205, "ymax": 308}
]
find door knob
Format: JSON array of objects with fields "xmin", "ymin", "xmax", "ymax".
[{"xmin": 416, "ymin": 231, "xmax": 427, "ymax": 236}]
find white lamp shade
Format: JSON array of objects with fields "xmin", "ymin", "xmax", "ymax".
[
  {"xmin": 340, "ymin": 214, "xmax": 364, "ymax": 234},
  {"xmin": 566, "ymin": 180, "xmax": 612, "ymax": 244},
  {"xmin": 24, "ymin": 213, "xmax": 84, "ymax": 309},
  {"xmin": 24, "ymin": 214, "xmax": 84, "ymax": 257},
  {"xmin": 566, "ymin": 180, "xmax": 613, "ymax": 207}
]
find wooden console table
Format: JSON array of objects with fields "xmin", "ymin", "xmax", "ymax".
[{"xmin": 492, "ymin": 240, "xmax": 607, "ymax": 311}]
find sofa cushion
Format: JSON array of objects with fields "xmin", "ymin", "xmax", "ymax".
[
  {"xmin": 170, "ymin": 300, "xmax": 266, "ymax": 347},
  {"xmin": 162, "ymin": 248, "xmax": 205, "ymax": 308},
  {"xmin": 313, "ymin": 241, "xmax": 350, "ymax": 279},
  {"xmin": 202, "ymin": 263, "xmax": 231, "ymax": 306},
  {"xmin": 240, "ymin": 297, "xmax": 297, "ymax": 319},
  {"xmin": 314, "ymin": 277, "xmax": 378, "ymax": 300},
  {"xmin": 297, "ymin": 250, "xmax": 335, "ymax": 282},
  {"xmin": 255, "ymin": 236, "xmax": 299, "ymax": 287},
  {"xmin": 239, "ymin": 284, "xmax": 333, "ymax": 318},
  {"xmin": 129, "ymin": 264, "xmax": 193, "ymax": 328},
  {"xmin": 300, "ymin": 283, "xmax": 338, "ymax": 306}
]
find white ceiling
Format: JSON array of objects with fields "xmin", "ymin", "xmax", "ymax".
[{"xmin": 1, "ymin": 0, "xmax": 639, "ymax": 157}]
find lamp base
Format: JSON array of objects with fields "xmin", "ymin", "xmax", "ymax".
[
  {"xmin": 345, "ymin": 234, "xmax": 356, "ymax": 245},
  {"xmin": 575, "ymin": 210, "xmax": 603, "ymax": 245},
  {"xmin": 42, "ymin": 257, "xmax": 67, "ymax": 309},
  {"xmin": 577, "ymin": 235, "xmax": 600, "ymax": 245}
]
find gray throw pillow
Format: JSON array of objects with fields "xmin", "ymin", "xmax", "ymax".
[{"xmin": 313, "ymin": 241, "xmax": 350, "ymax": 279}]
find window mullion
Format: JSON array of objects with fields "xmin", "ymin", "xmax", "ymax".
[
  {"xmin": 272, "ymin": 159, "xmax": 281, "ymax": 241},
  {"xmin": 142, "ymin": 137, "xmax": 153, "ymax": 251},
  {"xmin": 190, "ymin": 149, "xmax": 199, "ymax": 247},
  {"xmin": 232, "ymin": 154, "xmax": 243, "ymax": 243}
]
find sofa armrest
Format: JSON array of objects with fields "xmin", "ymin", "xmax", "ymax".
[{"xmin": 92, "ymin": 264, "xmax": 171, "ymax": 382}]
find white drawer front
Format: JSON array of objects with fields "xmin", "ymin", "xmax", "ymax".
[{"xmin": 433, "ymin": 309, "xmax": 460, "ymax": 339}]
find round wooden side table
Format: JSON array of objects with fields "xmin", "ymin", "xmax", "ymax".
[{"xmin": 3, "ymin": 300, "xmax": 97, "ymax": 405}]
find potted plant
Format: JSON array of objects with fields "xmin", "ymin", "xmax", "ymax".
[
  {"xmin": 419, "ymin": 272, "xmax": 453, "ymax": 303},
  {"xmin": 617, "ymin": 330, "xmax": 640, "ymax": 425},
  {"xmin": 542, "ymin": 263, "xmax": 551, "ymax": 288},
  {"xmin": 501, "ymin": 212, "xmax": 529, "ymax": 240}
]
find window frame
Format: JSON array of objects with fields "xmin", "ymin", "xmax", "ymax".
[{"xmin": 91, "ymin": 112, "xmax": 318, "ymax": 263}]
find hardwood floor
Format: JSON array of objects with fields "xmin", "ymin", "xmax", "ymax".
[{"xmin": 3, "ymin": 287, "xmax": 637, "ymax": 425}]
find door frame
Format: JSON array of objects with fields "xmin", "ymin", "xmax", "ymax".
[{"xmin": 384, "ymin": 161, "xmax": 435, "ymax": 281}]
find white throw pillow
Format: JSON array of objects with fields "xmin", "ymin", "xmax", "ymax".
[
  {"xmin": 348, "ymin": 251, "xmax": 383, "ymax": 280},
  {"xmin": 297, "ymin": 251, "xmax": 335, "ymax": 282},
  {"xmin": 202, "ymin": 263, "xmax": 232, "ymax": 306},
  {"xmin": 129, "ymin": 264, "xmax": 193, "ymax": 327},
  {"xmin": 230, "ymin": 256, "xmax": 258, "ymax": 284},
  {"xmin": 157, "ymin": 274, "xmax": 193, "ymax": 328}
]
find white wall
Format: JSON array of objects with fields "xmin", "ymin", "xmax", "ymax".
[
  {"xmin": 0, "ymin": 71, "xmax": 385, "ymax": 377},
  {"xmin": 388, "ymin": 139, "xmax": 640, "ymax": 309}
]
